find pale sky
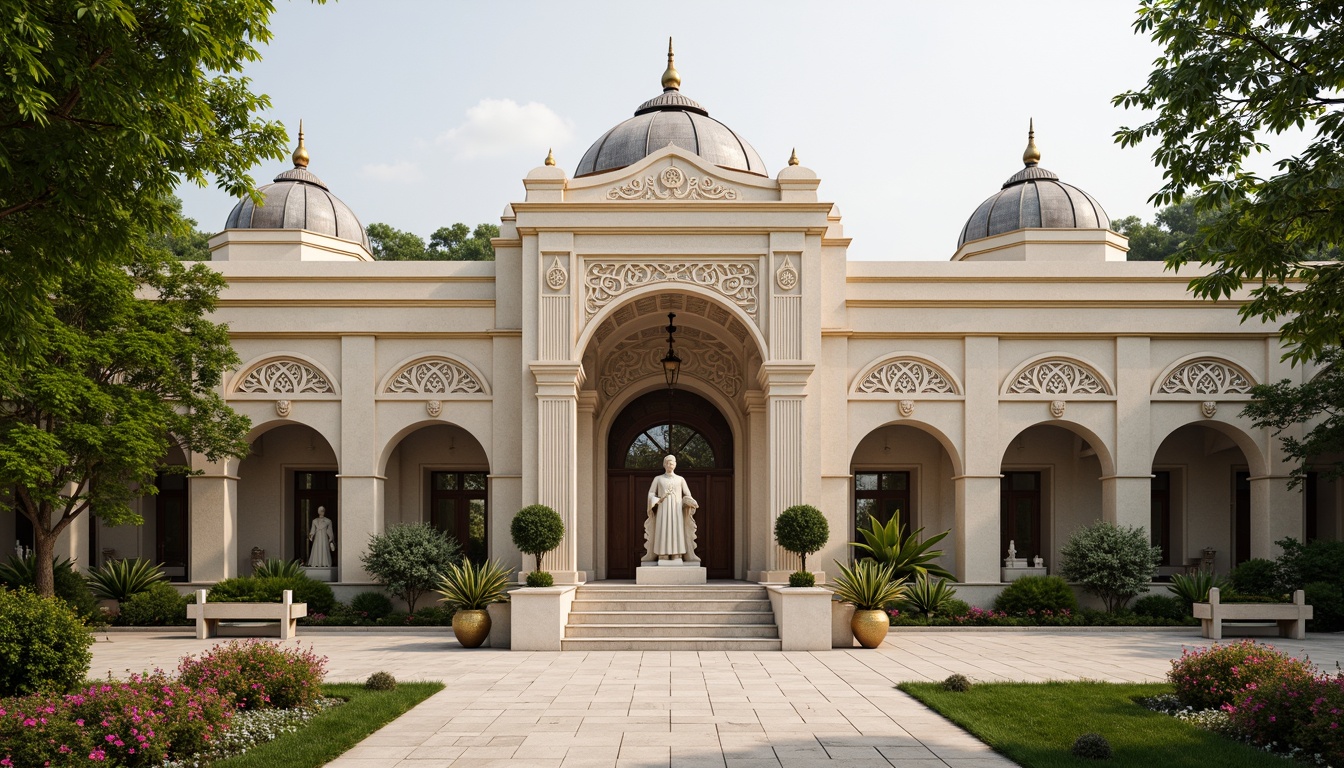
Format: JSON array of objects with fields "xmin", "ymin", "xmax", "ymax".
[{"xmin": 176, "ymin": 0, "xmax": 1174, "ymax": 261}]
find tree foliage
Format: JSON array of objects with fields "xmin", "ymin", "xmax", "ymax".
[
  {"xmin": 366, "ymin": 222, "xmax": 499, "ymax": 261},
  {"xmin": 773, "ymin": 504, "xmax": 829, "ymax": 572},
  {"xmin": 1115, "ymin": 0, "xmax": 1344, "ymax": 364},
  {"xmin": 1242, "ymin": 346, "xmax": 1344, "ymax": 484},
  {"xmin": 0, "ymin": 0, "xmax": 294, "ymax": 354},
  {"xmin": 1058, "ymin": 521, "xmax": 1161, "ymax": 612},
  {"xmin": 0, "ymin": 249, "xmax": 250, "ymax": 598},
  {"xmin": 360, "ymin": 523, "xmax": 461, "ymax": 613},
  {"xmin": 1113, "ymin": 199, "xmax": 1209, "ymax": 262}
]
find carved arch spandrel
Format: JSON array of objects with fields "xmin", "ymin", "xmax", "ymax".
[
  {"xmin": 849, "ymin": 353, "xmax": 963, "ymax": 397},
  {"xmin": 1001, "ymin": 354, "xmax": 1114, "ymax": 397},
  {"xmin": 231, "ymin": 354, "xmax": 340, "ymax": 398},
  {"xmin": 378, "ymin": 355, "xmax": 491, "ymax": 398},
  {"xmin": 1152, "ymin": 355, "xmax": 1256, "ymax": 397}
]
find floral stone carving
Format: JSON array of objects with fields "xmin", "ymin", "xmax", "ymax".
[
  {"xmin": 1159, "ymin": 359, "xmax": 1253, "ymax": 395},
  {"xmin": 856, "ymin": 359, "xmax": 957, "ymax": 395},
  {"xmin": 386, "ymin": 359, "xmax": 485, "ymax": 395},
  {"xmin": 606, "ymin": 166, "xmax": 739, "ymax": 201},
  {"xmin": 600, "ymin": 333, "xmax": 742, "ymax": 398},
  {"xmin": 238, "ymin": 360, "xmax": 334, "ymax": 395},
  {"xmin": 1008, "ymin": 359, "xmax": 1109, "ymax": 395},
  {"xmin": 584, "ymin": 261, "xmax": 758, "ymax": 319}
]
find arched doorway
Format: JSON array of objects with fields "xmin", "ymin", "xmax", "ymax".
[{"xmin": 607, "ymin": 390, "xmax": 734, "ymax": 579}]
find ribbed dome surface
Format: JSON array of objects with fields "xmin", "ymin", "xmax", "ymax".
[{"xmin": 225, "ymin": 166, "xmax": 369, "ymax": 249}]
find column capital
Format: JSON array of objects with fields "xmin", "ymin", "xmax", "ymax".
[
  {"xmin": 576, "ymin": 390, "xmax": 599, "ymax": 414},
  {"xmin": 757, "ymin": 362, "xmax": 815, "ymax": 396},
  {"xmin": 530, "ymin": 360, "xmax": 585, "ymax": 397}
]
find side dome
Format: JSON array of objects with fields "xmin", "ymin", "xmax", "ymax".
[
  {"xmin": 224, "ymin": 125, "xmax": 370, "ymax": 249},
  {"xmin": 575, "ymin": 40, "xmax": 766, "ymax": 178},
  {"xmin": 957, "ymin": 123, "xmax": 1109, "ymax": 248}
]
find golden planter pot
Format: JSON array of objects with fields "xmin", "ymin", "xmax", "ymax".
[
  {"xmin": 452, "ymin": 608, "xmax": 491, "ymax": 648},
  {"xmin": 851, "ymin": 609, "xmax": 890, "ymax": 649}
]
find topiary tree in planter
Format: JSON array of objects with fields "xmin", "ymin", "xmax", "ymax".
[
  {"xmin": 1059, "ymin": 521, "xmax": 1161, "ymax": 612},
  {"xmin": 360, "ymin": 523, "xmax": 461, "ymax": 612},
  {"xmin": 774, "ymin": 504, "xmax": 830, "ymax": 587},
  {"xmin": 511, "ymin": 504, "xmax": 564, "ymax": 586}
]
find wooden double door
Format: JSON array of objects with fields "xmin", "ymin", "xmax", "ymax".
[{"xmin": 605, "ymin": 391, "xmax": 734, "ymax": 580}]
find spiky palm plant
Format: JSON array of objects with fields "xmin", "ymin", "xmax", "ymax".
[
  {"xmin": 253, "ymin": 558, "xmax": 306, "ymax": 579},
  {"xmin": 1168, "ymin": 570, "xmax": 1231, "ymax": 606},
  {"xmin": 435, "ymin": 559, "xmax": 511, "ymax": 611},
  {"xmin": 901, "ymin": 574, "xmax": 958, "ymax": 618},
  {"xmin": 86, "ymin": 559, "xmax": 167, "ymax": 602},
  {"xmin": 852, "ymin": 511, "xmax": 955, "ymax": 582},
  {"xmin": 830, "ymin": 559, "xmax": 908, "ymax": 610}
]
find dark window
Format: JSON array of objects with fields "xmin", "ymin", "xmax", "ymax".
[
  {"xmin": 1306, "ymin": 471, "xmax": 1319, "ymax": 542},
  {"xmin": 854, "ymin": 472, "xmax": 911, "ymax": 551},
  {"xmin": 624, "ymin": 423, "xmax": 716, "ymax": 470},
  {"xmin": 156, "ymin": 471, "xmax": 190, "ymax": 581},
  {"xmin": 294, "ymin": 471, "xmax": 338, "ymax": 564},
  {"xmin": 1151, "ymin": 471, "xmax": 1171, "ymax": 565},
  {"xmin": 430, "ymin": 471, "xmax": 488, "ymax": 564},
  {"xmin": 1234, "ymin": 470, "xmax": 1251, "ymax": 565},
  {"xmin": 1000, "ymin": 471, "xmax": 1042, "ymax": 561}
]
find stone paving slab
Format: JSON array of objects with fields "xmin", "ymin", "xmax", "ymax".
[{"xmin": 90, "ymin": 628, "xmax": 1344, "ymax": 766}]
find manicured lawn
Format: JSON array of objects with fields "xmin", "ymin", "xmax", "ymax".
[
  {"xmin": 899, "ymin": 681, "xmax": 1287, "ymax": 768},
  {"xmin": 214, "ymin": 681, "xmax": 443, "ymax": 768}
]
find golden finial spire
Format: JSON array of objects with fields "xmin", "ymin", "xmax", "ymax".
[
  {"xmin": 1022, "ymin": 118, "xmax": 1040, "ymax": 166},
  {"xmin": 544, "ymin": 148, "xmax": 555, "ymax": 167},
  {"xmin": 788, "ymin": 148, "xmax": 799, "ymax": 166},
  {"xmin": 292, "ymin": 119, "xmax": 310, "ymax": 168},
  {"xmin": 661, "ymin": 37, "xmax": 681, "ymax": 91}
]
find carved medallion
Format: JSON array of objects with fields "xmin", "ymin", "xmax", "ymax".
[
  {"xmin": 606, "ymin": 168, "xmax": 739, "ymax": 201},
  {"xmin": 584, "ymin": 261, "xmax": 758, "ymax": 319},
  {"xmin": 1201, "ymin": 401, "xmax": 1218, "ymax": 418},
  {"xmin": 545, "ymin": 256, "xmax": 568, "ymax": 291},
  {"xmin": 275, "ymin": 399, "xmax": 292, "ymax": 418},
  {"xmin": 898, "ymin": 399, "xmax": 915, "ymax": 417},
  {"xmin": 426, "ymin": 399, "xmax": 442, "ymax": 418},
  {"xmin": 776, "ymin": 255, "xmax": 799, "ymax": 291},
  {"xmin": 1050, "ymin": 400, "xmax": 1066, "ymax": 418}
]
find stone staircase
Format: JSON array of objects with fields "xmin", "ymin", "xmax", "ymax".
[{"xmin": 561, "ymin": 583, "xmax": 781, "ymax": 651}]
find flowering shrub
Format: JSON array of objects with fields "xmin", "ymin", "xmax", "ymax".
[
  {"xmin": 993, "ymin": 575, "xmax": 1079, "ymax": 616},
  {"xmin": 1223, "ymin": 667, "xmax": 1344, "ymax": 763},
  {"xmin": 1168, "ymin": 640, "xmax": 1314, "ymax": 712},
  {"xmin": 0, "ymin": 671, "xmax": 233, "ymax": 767},
  {"xmin": 177, "ymin": 640, "xmax": 327, "ymax": 711},
  {"xmin": 0, "ymin": 587, "xmax": 93, "ymax": 696}
]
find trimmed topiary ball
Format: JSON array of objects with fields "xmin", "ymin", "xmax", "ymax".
[
  {"xmin": 1071, "ymin": 733, "xmax": 1112, "ymax": 760},
  {"xmin": 940, "ymin": 673, "xmax": 972, "ymax": 692},
  {"xmin": 511, "ymin": 505, "xmax": 565, "ymax": 573},
  {"xmin": 774, "ymin": 504, "xmax": 830, "ymax": 573},
  {"xmin": 788, "ymin": 570, "xmax": 816, "ymax": 588},
  {"xmin": 526, "ymin": 570, "xmax": 554, "ymax": 588},
  {"xmin": 365, "ymin": 671, "xmax": 397, "ymax": 691}
]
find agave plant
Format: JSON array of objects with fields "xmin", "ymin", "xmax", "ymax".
[
  {"xmin": 852, "ymin": 511, "xmax": 955, "ymax": 582},
  {"xmin": 435, "ymin": 559, "xmax": 511, "ymax": 611},
  {"xmin": 901, "ymin": 574, "xmax": 958, "ymax": 618},
  {"xmin": 253, "ymin": 558, "xmax": 307, "ymax": 579},
  {"xmin": 86, "ymin": 558, "xmax": 167, "ymax": 602},
  {"xmin": 0, "ymin": 554, "xmax": 76, "ymax": 587},
  {"xmin": 830, "ymin": 559, "xmax": 908, "ymax": 610},
  {"xmin": 1168, "ymin": 570, "xmax": 1231, "ymax": 606}
]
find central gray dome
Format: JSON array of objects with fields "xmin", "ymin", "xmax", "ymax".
[
  {"xmin": 575, "ymin": 43, "xmax": 766, "ymax": 178},
  {"xmin": 958, "ymin": 126, "xmax": 1109, "ymax": 248}
]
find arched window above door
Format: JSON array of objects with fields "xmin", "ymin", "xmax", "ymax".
[{"xmin": 624, "ymin": 423, "xmax": 716, "ymax": 469}]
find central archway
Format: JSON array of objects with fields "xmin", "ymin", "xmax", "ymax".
[{"xmin": 606, "ymin": 390, "xmax": 734, "ymax": 579}]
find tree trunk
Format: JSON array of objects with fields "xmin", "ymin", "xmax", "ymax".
[{"xmin": 32, "ymin": 527, "xmax": 57, "ymax": 598}]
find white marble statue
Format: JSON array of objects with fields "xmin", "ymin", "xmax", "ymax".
[
  {"xmin": 307, "ymin": 506, "xmax": 335, "ymax": 567},
  {"xmin": 646, "ymin": 455, "xmax": 699, "ymax": 565}
]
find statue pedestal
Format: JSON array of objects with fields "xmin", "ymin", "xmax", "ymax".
[
  {"xmin": 636, "ymin": 563, "xmax": 707, "ymax": 585},
  {"xmin": 1000, "ymin": 566, "xmax": 1047, "ymax": 582},
  {"xmin": 302, "ymin": 566, "xmax": 336, "ymax": 583}
]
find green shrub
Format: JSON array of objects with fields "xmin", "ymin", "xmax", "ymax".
[
  {"xmin": 511, "ymin": 504, "xmax": 565, "ymax": 577},
  {"xmin": 404, "ymin": 605, "xmax": 454, "ymax": 625},
  {"xmin": 526, "ymin": 570, "xmax": 554, "ymax": 587},
  {"xmin": 940, "ymin": 598, "xmax": 972, "ymax": 618},
  {"xmin": 350, "ymin": 590, "xmax": 394, "ymax": 620},
  {"xmin": 0, "ymin": 587, "xmax": 93, "ymax": 696},
  {"xmin": 1229, "ymin": 558, "xmax": 1281, "ymax": 597},
  {"xmin": 940, "ymin": 673, "xmax": 972, "ymax": 692},
  {"xmin": 207, "ymin": 575, "xmax": 335, "ymax": 614},
  {"xmin": 1168, "ymin": 570, "xmax": 1230, "ymax": 606},
  {"xmin": 86, "ymin": 557, "xmax": 166, "ymax": 602},
  {"xmin": 1168, "ymin": 639, "xmax": 1314, "ymax": 711},
  {"xmin": 1275, "ymin": 537, "xmax": 1344, "ymax": 591},
  {"xmin": 788, "ymin": 570, "xmax": 815, "ymax": 587},
  {"xmin": 1059, "ymin": 521, "xmax": 1161, "ymax": 612},
  {"xmin": 774, "ymin": 504, "xmax": 829, "ymax": 572},
  {"xmin": 1071, "ymin": 733, "xmax": 1113, "ymax": 760},
  {"xmin": 0, "ymin": 554, "xmax": 102, "ymax": 625},
  {"xmin": 253, "ymin": 558, "xmax": 306, "ymax": 579},
  {"xmin": 177, "ymin": 639, "xmax": 328, "ymax": 710},
  {"xmin": 365, "ymin": 671, "xmax": 397, "ymax": 691},
  {"xmin": 361, "ymin": 522, "xmax": 462, "ymax": 612},
  {"xmin": 1132, "ymin": 593, "xmax": 1187, "ymax": 621},
  {"xmin": 1225, "ymin": 666, "xmax": 1337, "ymax": 754},
  {"xmin": 118, "ymin": 580, "xmax": 189, "ymax": 626},
  {"xmin": 1304, "ymin": 580, "xmax": 1344, "ymax": 633},
  {"xmin": 901, "ymin": 574, "xmax": 958, "ymax": 617},
  {"xmin": 993, "ymin": 575, "xmax": 1078, "ymax": 616}
]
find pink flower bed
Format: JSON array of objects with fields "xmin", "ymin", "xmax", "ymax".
[{"xmin": 177, "ymin": 639, "xmax": 327, "ymax": 711}]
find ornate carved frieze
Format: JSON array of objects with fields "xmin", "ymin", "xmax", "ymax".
[
  {"xmin": 238, "ymin": 360, "xmax": 334, "ymax": 395},
  {"xmin": 1158, "ymin": 359, "xmax": 1253, "ymax": 395},
  {"xmin": 600, "ymin": 333, "xmax": 742, "ymax": 399},
  {"xmin": 1007, "ymin": 359, "xmax": 1109, "ymax": 395},
  {"xmin": 775, "ymin": 255, "xmax": 799, "ymax": 291},
  {"xmin": 385, "ymin": 359, "xmax": 485, "ymax": 395},
  {"xmin": 545, "ymin": 256, "xmax": 568, "ymax": 291},
  {"xmin": 606, "ymin": 166, "xmax": 739, "ymax": 201},
  {"xmin": 856, "ymin": 359, "xmax": 958, "ymax": 395},
  {"xmin": 584, "ymin": 261, "xmax": 758, "ymax": 319}
]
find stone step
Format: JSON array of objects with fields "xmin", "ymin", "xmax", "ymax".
[
  {"xmin": 564, "ymin": 623, "xmax": 779, "ymax": 639},
  {"xmin": 575, "ymin": 589, "xmax": 767, "ymax": 601},
  {"xmin": 567, "ymin": 610, "xmax": 775, "ymax": 625},
  {"xmin": 560, "ymin": 637, "xmax": 784, "ymax": 652},
  {"xmin": 571, "ymin": 598, "xmax": 771, "ymax": 612}
]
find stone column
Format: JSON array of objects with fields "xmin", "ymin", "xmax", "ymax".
[
  {"xmin": 958, "ymin": 336, "xmax": 1001, "ymax": 583},
  {"xmin": 757, "ymin": 362, "xmax": 814, "ymax": 582},
  {"xmin": 953, "ymin": 475, "xmax": 1001, "ymax": 583},
  {"xmin": 530, "ymin": 361, "xmax": 585, "ymax": 584},
  {"xmin": 338, "ymin": 335, "xmax": 380, "ymax": 583},
  {"xmin": 1104, "ymin": 337, "xmax": 1153, "ymax": 532},
  {"xmin": 188, "ymin": 457, "xmax": 238, "ymax": 583},
  {"xmin": 1249, "ymin": 475, "xmax": 1302, "ymax": 560},
  {"xmin": 576, "ymin": 390, "xmax": 598, "ymax": 578}
]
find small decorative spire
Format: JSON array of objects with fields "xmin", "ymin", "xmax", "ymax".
[
  {"xmin": 544, "ymin": 148, "xmax": 555, "ymax": 167},
  {"xmin": 788, "ymin": 148, "xmax": 799, "ymax": 166},
  {"xmin": 1022, "ymin": 118, "xmax": 1040, "ymax": 166},
  {"xmin": 292, "ymin": 119, "xmax": 310, "ymax": 168},
  {"xmin": 661, "ymin": 37, "xmax": 681, "ymax": 91}
]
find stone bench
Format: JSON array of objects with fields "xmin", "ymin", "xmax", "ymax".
[
  {"xmin": 187, "ymin": 589, "xmax": 308, "ymax": 640},
  {"xmin": 1193, "ymin": 587, "xmax": 1312, "ymax": 641}
]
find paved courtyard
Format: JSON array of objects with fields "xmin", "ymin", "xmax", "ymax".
[{"xmin": 91, "ymin": 627, "xmax": 1344, "ymax": 767}]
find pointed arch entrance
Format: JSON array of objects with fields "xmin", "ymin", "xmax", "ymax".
[{"xmin": 606, "ymin": 390, "xmax": 734, "ymax": 579}]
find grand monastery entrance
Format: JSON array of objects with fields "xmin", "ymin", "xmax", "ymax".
[{"xmin": 605, "ymin": 390, "xmax": 734, "ymax": 579}]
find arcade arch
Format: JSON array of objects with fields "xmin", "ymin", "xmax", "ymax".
[
  {"xmin": 849, "ymin": 423, "xmax": 959, "ymax": 572},
  {"xmin": 999, "ymin": 423, "xmax": 1108, "ymax": 569},
  {"xmin": 236, "ymin": 422, "xmax": 338, "ymax": 575},
  {"xmin": 381, "ymin": 422, "xmax": 490, "ymax": 563},
  {"xmin": 1151, "ymin": 422, "xmax": 1255, "ymax": 573}
]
